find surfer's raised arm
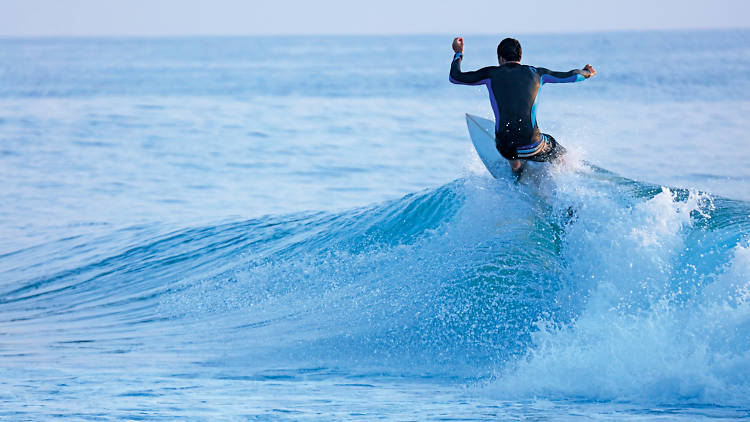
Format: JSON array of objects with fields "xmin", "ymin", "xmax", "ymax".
[
  {"xmin": 449, "ymin": 37, "xmax": 492, "ymax": 86},
  {"xmin": 534, "ymin": 65, "xmax": 597, "ymax": 84}
]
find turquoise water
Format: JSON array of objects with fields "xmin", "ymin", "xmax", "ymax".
[{"xmin": 1, "ymin": 31, "xmax": 750, "ymax": 419}]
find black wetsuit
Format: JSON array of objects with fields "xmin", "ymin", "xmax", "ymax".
[{"xmin": 450, "ymin": 52, "xmax": 587, "ymax": 161}]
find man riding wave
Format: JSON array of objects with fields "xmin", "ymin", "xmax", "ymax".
[{"xmin": 450, "ymin": 37, "xmax": 596, "ymax": 175}]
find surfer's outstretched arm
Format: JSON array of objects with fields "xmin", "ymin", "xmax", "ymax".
[
  {"xmin": 449, "ymin": 55, "xmax": 492, "ymax": 85},
  {"xmin": 536, "ymin": 65, "xmax": 596, "ymax": 84},
  {"xmin": 449, "ymin": 37, "xmax": 492, "ymax": 85}
]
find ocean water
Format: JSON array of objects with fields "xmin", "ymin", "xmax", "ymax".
[{"xmin": 1, "ymin": 31, "xmax": 749, "ymax": 420}]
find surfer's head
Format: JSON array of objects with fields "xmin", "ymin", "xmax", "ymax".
[{"xmin": 497, "ymin": 38, "xmax": 522, "ymax": 63}]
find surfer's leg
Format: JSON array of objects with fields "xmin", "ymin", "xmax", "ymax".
[
  {"xmin": 496, "ymin": 137, "xmax": 526, "ymax": 178},
  {"xmin": 509, "ymin": 159, "xmax": 525, "ymax": 179}
]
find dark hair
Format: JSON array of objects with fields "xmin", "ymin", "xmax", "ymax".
[{"xmin": 497, "ymin": 38, "xmax": 522, "ymax": 62}]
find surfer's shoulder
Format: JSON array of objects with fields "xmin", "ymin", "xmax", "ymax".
[{"xmin": 526, "ymin": 65, "xmax": 541, "ymax": 73}]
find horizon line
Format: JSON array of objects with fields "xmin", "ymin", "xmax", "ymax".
[{"xmin": 1, "ymin": 25, "xmax": 748, "ymax": 40}]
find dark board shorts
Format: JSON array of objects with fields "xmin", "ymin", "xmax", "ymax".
[{"xmin": 496, "ymin": 133, "xmax": 566, "ymax": 162}]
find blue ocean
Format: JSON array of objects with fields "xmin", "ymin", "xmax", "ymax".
[{"xmin": 1, "ymin": 31, "xmax": 750, "ymax": 420}]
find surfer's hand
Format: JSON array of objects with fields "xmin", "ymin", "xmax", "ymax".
[
  {"xmin": 452, "ymin": 37, "xmax": 464, "ymax": 54},
  {"xmin": 582, "ymin": 64, "xmax": 596, "ymax": 78}
]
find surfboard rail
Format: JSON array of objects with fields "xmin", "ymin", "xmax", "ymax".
[{"xmin": 465, "ymin": 113, "xmax": 507, "ymax": 179}]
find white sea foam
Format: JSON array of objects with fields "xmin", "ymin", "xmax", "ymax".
[{"xmin": 490, "ymin": 165, "xmax": 750, "ymax": 405}]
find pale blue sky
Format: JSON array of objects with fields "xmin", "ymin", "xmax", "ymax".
[{"xmin": 1, "ymin": 0, "xmax": 748, "ymax": 37}]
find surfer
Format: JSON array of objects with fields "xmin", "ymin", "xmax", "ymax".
[{"xmin": 450, "ymin": 37, "xmax": 596, "ymax": 176}]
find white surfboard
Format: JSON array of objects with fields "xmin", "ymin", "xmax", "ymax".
[{"xmin": 465, "ymin": 113, "xmax": 507, "ymax": 179}]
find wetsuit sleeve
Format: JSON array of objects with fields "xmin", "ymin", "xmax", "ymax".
[
  {"xmin": 535, "ymin": 67, "xmax": 587, "ymax": 84},
  {"xmin": 449, "ymin": 53, "xmax": 492, "ymax": 86}
]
